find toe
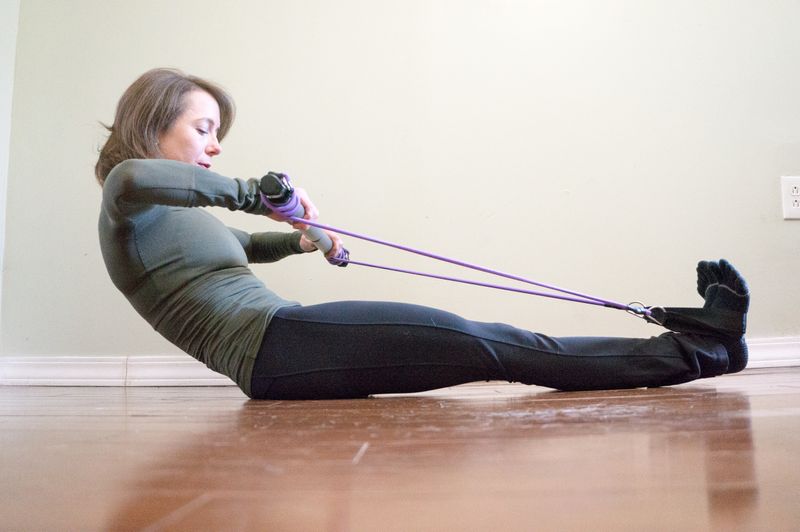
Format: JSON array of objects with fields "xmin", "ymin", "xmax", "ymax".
[
  {"xmin": 696, "ymin": 260, "xmax": 720, "ymax": 298},
  {"xmin": 719, "ymin": 259, "xmax": 750, "ymax": 295}
]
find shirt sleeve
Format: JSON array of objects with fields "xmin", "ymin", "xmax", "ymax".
[
  {"xmin": 226, "ymin": 227, "xmax": 307, "ymax": 263},
  {"xmin": 102, "ymin": 158, "xmax": 271, "ymax": 219}
]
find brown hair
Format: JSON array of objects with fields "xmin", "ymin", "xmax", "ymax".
[{"xmin": 94, "ymin": 68, "xmax": 235, "ymax": 185}]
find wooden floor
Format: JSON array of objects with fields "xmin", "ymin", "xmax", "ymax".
[{"xmin": 1, "ymin": 368, "xmax": 799, "ymax": 531}]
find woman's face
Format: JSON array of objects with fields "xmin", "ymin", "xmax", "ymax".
[{"xmin": 158, "ymin": 89, "xmax": 222, "ymax": 169}]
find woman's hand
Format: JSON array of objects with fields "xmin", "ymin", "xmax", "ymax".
[
  {"xmin": 265, "ymin": 186, "xmax": 317, "ymax": 228},
  {"xmin": 267, "ymin": 186, "xmax": 344, "ymax": 258},
  {"xmin": 299, "ymin": 230, "xmax": 344, "ymax": 259}
]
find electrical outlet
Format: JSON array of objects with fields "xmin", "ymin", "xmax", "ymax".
[{"xmin": 782, "ymin": 176, "xmax": 800, "ymax": 220}]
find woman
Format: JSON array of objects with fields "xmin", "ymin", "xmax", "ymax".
[{"xmin": 97, "ymin": 68, "xmax": 750, "ymax": 400}]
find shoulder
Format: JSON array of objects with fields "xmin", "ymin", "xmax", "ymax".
[{"xmin": 105, "ymin": 158, "xmax": 175, "ymax": 187}]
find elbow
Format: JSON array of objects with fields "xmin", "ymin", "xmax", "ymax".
[
  {"xmin": 106, "ymin": 159, "xmax": 146, "ymax": 188},
  {"xmin": 103, "ymin": 159, "xmax": 149, "ymax": 211}
]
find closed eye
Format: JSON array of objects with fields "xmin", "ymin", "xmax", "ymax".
[{"xmin": 196, "ymin": 128, "xmax": 209, "ymax": 135}]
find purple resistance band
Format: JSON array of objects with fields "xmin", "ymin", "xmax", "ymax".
[
  {"xmin": 259, "ymin": 174, "xmax": 651, "ymax": 317},
  {"xmin": 287, "ymin": 216, "xmax": 650, "ymax": 316}
]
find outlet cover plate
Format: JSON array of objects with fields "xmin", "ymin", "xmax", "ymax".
[{"xmin": 782, "ymin": 176, "xmax": 800, "ymax": 220}]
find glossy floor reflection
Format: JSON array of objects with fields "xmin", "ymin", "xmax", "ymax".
[{"xmin": 1, "ymin": 367, "xmax": 799, "ymax": 531}]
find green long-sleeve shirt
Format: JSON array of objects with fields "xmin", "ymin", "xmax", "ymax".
[{"xmin": 98, "ymin": 159, "xmax": 304, "ymax": 396}]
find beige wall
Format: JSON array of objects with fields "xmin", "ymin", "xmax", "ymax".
[
  {"xmin": 2, "ymin": 0, "xmax": 799, "ymax": 357},
  {"xmin": 0, "ymin": 0, "xmax": 20, "ymax": 351}
]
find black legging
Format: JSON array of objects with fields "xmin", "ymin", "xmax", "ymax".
[{"xmin": 249, "ymin": 301, "xmax": 730, "ymax": 400}]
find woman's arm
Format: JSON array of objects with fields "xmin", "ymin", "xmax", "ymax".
[
  {"xmin": 102, "ymin": 158, "xmax": 346, "ymax": 260},
  {"xmin": 226, "ymin": 227, "xmax": 308, "ymax": 263},
  {"xmin": 102, "ymin": 159, "xmax": 270, "ymax": 219}
]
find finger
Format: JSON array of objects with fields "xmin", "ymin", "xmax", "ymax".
[
  {"xmin": 321, "ymin": 233, "xmax": 336, "ymax": 257},
  {"xmin": 325, "ymin": 233, "xmax": 344, "ymax": 258},
  {"xmin": 291, "ymin": 220, "xmax": 310, "ymax": 230},
  {"xmin": 294, "ymin": 188, "xmax": 319, "ymax": 220}
]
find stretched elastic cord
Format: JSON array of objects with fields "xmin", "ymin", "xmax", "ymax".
[{"xmin": 287, "ymin": 215, "xmax": 651, "ymax": 317}]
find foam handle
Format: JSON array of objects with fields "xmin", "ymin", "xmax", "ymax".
[{"xmin": 259, "ymin": 172, "xmax": 349, "ymax": 266}]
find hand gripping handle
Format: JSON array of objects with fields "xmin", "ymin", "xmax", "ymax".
[{"xmin": 259, "ymin": 172, "xmax": 349, "ymax": 267}]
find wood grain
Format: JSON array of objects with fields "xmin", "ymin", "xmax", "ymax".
[{"xmin": 1, "ymin": 367, "xmax": 799, "ymax": 531}]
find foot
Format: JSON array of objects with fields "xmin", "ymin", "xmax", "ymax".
[
  {"xmin": 696, "ymin": 259, "xmax": 750, "ymax": 316},
  {"xmin": 648, "ymin": 259, "xmax": 750, "ymax": 373}
]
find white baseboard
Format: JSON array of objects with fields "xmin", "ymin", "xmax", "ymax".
[
  {"xmin": 0, "ymin": 337, "xmax": 798, "ymax": 386},
  {"xmin": 0, "ymin": 354, "xmax": 233, "ymax": 386},
  {"xmin": 745, "ymin": 337, "xmax": 800, "ymax": 368}
]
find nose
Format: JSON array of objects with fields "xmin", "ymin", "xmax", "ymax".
[{"xmin": 207, "ymin": 135, "xmax": 222, "ymax": 157}]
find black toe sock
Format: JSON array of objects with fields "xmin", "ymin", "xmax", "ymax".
[{"xmin": 647, "ymin": 259, "xmax": 750, "ymax": 373}]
